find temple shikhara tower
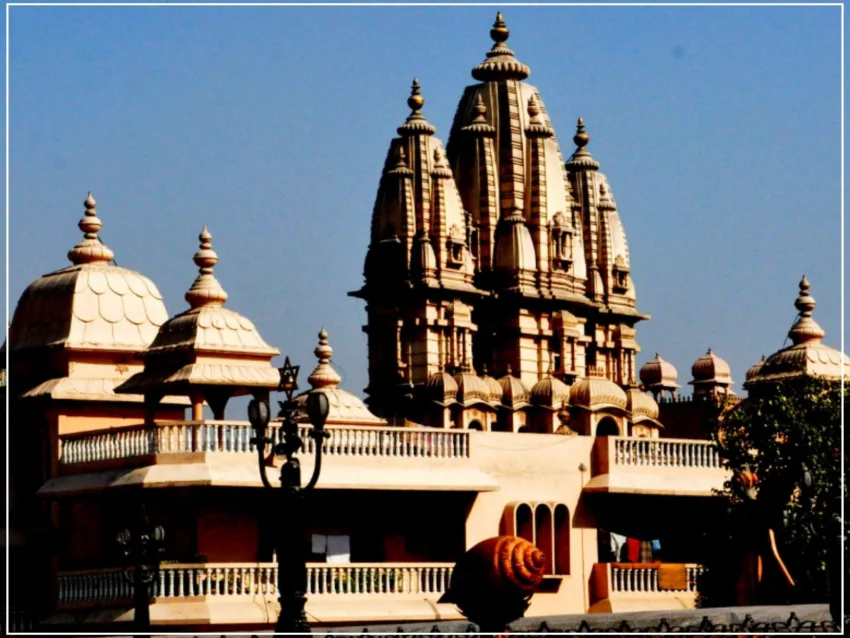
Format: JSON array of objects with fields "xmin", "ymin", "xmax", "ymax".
[{"xmin": 353, "ymin": 13, "xmax": 647, "ymax": 434}]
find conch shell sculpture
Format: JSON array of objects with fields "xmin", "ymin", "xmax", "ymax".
[{"xmin": 439, "ymin": 536, "xmax": 546, "ymax": 632}]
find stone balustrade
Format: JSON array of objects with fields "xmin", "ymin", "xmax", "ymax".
[
  {"xmin": 612, "ymin": 437, "xmax": 720, "ymax": 469},
  {"xmin": 56, "ymin": 562, "xmax": 455, "ymax": 606},
  {"xmin": 59, "ymin": 421, "xmax": 470, "ymax": 465},
  {"xmin": 608, "ymin": 563, "xmax": 702, "ymax": 594}
]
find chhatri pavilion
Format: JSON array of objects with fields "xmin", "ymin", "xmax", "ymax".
[{"xmin": 4, "ymin": 12, "xmax": 846, "ymax": 632}]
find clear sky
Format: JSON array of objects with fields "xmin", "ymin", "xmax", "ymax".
[{"xmin": 6, "ymin": 4, "xmax": 843, "ymax": 409}]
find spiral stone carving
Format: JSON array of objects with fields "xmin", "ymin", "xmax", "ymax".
[{"xmin": 439, "ymin": 536, "xmax": 546, "ymax": 632}]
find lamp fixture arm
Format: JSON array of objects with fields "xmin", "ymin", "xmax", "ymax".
[
  {"xmin": 255, "ymin": 435, "xmax": 275, "ymax": 490},
  {"xmin": 304, "ymin": 429, "xmax": 329, "ymax": 491}
]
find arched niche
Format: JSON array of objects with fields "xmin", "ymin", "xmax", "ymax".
[
  {"xmin": 554, "ymin": 504, "xmax": 570, "ymax": 575},
  {"xmin": 595, "ymin": 416, "xmax": 620, "ymax": 436},
  {"xmin": 535, "ymin": 504, "xmax": 554, "ymax": 575}
]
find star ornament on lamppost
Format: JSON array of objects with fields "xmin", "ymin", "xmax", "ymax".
[{"xmin": 248, "ymin": 356, "xmax": 330, "ymax": 633}]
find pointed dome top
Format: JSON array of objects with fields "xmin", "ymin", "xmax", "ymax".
[
  {"xmin": 293, "ymin": 328, "xmax": 384, "ymax": 425},
  {"xmin": 398, "ymin": 78, "xmax": 436, "ymax": 137},
  {"xmin": 788, "ymin": 275, "xmax": 826, "ymax": 345},
  {"xmin": 690, "ymin": 348, "xmax": 733, "ymax": 385},
  {"xmin": 479, "ymin": 364, "xmax": 503, "ymax": 404},
  {"xmin": 639, "ymin": 353, "xmax": 680, "ymax": 389},
  {"xmin": 185, "ymin": 226, "xmax": 229, "ymax": 309},
  {"xmin": 747, "ymin": 276, "xmax": 850, "ymax": 387},
  {"xmin": 746, "ymin": 355, "xmax": 767, "ymax": 382},
  {"xmin": 471, "ymin": 12, "xmax": 531, "ymax": 82},
  {"xmin": 307, "ymin": 327, "xmax": 343, "ymax": 390},
  {"xmin": 11, "ymin": 192, "xmax": 171, "ymax": 361},
  {"xmin": 566, "ymin": 117, "xmax": 600, "ymax": 171},
  {"xmin": 68, "ymin": 192, "xmax": 115, "ymax": 265}
]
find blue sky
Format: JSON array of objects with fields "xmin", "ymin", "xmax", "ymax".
[{"xmin": 5, "ymin": 4, "xmax": 843, "ymax": 406}]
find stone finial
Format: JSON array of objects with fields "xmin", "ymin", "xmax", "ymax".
[
  {"xmin": 398, "ymin": 77, "xmax": 436, "ymax": 137},
  {"xmin": 472, "ymin": 12, "xmax": 531, "ymax": 82},
  {"xmin": 185, "ymin": 226, "xmax": 229, "ymax": 309},
  {"xmin": 566, "ymin": 117, "xmax": 599, "ymax": 171},
  {"xmin": 308, "ymin": 327, "xmax": 342, "ymax": 389},
  {"xmin": 788, "ymin": 275, "xmax": 825, "ymax": 345},
  {"xmin": 528, "ymin": 94, "xmax": 540, "ymax": 120},
  {"xmin": 573, "ymin": 117, "xmax": 589, "ymax": 148},
  {"xmin": 68, "ymin": 192, "xmax": 115, "ymax": 265},
  {"xmin": 408, "ymin": 77, "xmax": 425, "ymax": 112},
  {"xmin": 491, "ymin": 12, "xmax": 510, "ymax": 43}
]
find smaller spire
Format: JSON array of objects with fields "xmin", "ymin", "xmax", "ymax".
[
  {"xmin": 307, "ymin": 328, "xmax": 342, "ymax": 389},
  {"xmin": 462, "ymin": 93, "xmax": 496, "ymax": 136},
  {"xmin": 388, "ymin": 144, "xmax": 414, "ymax": 177},
  {"xmin": 525, "ymin": 94, "xmax": 553, "ymax": 138},
  {"xmin": 68, "ymin": 192, "xmax": 115, "ymax": 265},
  {"xmin": 788, "ymin": 275, "xmax": 825, "ymax": 345},
  {"xmin": 185, "ymin": 226, "xmax": 229, "ymax": 309},
  {"xmin": 505, "ymin": 363, "xmax": 513, "ymax": 376},
  {"xmin": 431, "ymin": 146, "xmax": 452, "ymax": 179},
  {"xmin": 566, "ymin": 117, "xmax": 600, "ymax": 172},
  {"xmin": 398, "ymin": 77, "xmax": 436, "ymax": 137}
]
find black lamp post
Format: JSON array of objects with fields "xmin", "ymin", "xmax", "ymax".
[
  {"xmin": 248, "ymin": 356, "xmax": 330, "ymax": 633},
  {"xmin": 115, "ymin": 509, "xmax": 165, "ymax": 634}
]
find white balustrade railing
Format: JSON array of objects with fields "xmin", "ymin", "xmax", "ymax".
[
  {"xmin": 612, "ymin": 437, "xmax": 720, "ymax": 469},
  {"xmin": 57, "ymin": 562, "xmax": 454, "ymax": 605},
  {"xmin": 59, "ymin": 422, "xmax": 470, "ymax": 465},
  {"xmin": 608, "ymin": 564, "xmax": 702, "ymax": 594}
]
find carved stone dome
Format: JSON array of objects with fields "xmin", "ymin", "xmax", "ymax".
[
  {"xmin": 747, "ymin": 277, "xmax": 850, "ymax": 387},
  {"xmin": 746, "ymin": 355, "xmax": 766, "ymax": 382},
  {"xmin": 570, "ymin": 369, "xmax": 628, "ymax": 411},
  {"xmin": 116, "ymin": 227, "xmax": 280, "ymax": 397},
  {"xmin": 10, "ymin": 194, "xmax": 168, "ymax": 355},
  {"xmin": 530, "ymin": 374, "xmax": 571, "ymax": 409},
  {"xmin": 625, "ymin": 387, "xmax": 660, "ymax": 423},
  {"xmin": 454, "ymin": 363, "xmax": 491, "ymax": 406},
  {"xmin": 428, "ymin": 368, "xmax": 458, "ymax": 405},
  {"xmin": 691, "ymin": 348, "xmax": 733, "ymax": 385},
  {"xmin": 639, "ymin": 353, "xmax": 680, "ymax": 390},
  {"xmin": 479, "ymin": 366, "xmax": 504, "ymax": 404},
  {"xmin": 498, "ymin": 367, "xmax": 531, "ymax": 409}
]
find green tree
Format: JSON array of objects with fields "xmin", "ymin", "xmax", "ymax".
[{"xmin": 697, "ymin": 376, "xmax": 845, "ymax": 608}]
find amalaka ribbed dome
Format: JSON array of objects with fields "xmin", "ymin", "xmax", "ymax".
[
  {"xmin": 625, "ymin": 387, "xmax": 661, "ymax": 424},
  {"xmin": 454, "ymin": 362, "xmax": 491, "ymax": 406},
  {"xmin": 639, "ymin": 353, "xmax": 680, "ymax": 390},
  {"xmin": 570, "ymin": 369, "xmax": 628, "ymax": 411},
  {"xmin": 690, "ymin": 348, "xmax": 733, "ymax": 385},
  {"xmin": 498, "ymin": 366, "xmax": 531, "ymax": 409},
  {"xmin": 10, "ymin": 194, "xmax": 169, "ymax": 355},
  {"xmin": 292, "ymin": 329, "xmax": 384, "ymax": 425},
  {"xmin": 471, "ymin": 12, "xmax": 531, "ymax": 82},
  {"xmin": 747, "ymin": 277, "xmax": 850, "ymax": 386},
  {"xmin": 530, "ymin": 373, "xmax": 571, "ymax": 409},
  {"xmin": 428, "ymin": 367, "xmax": 458, "ymax": 405},
  {"xmin": 116, "ymin": 227, "xmax": 280, "ymax": 396}
]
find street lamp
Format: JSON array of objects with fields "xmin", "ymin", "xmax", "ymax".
[
  {"xmin": 248, "ymin": 356, "xmax": 330, "ymax": 632},
  {"xmin": 115, "ymin": 509, "xmax": 165, "ymax": 633}
]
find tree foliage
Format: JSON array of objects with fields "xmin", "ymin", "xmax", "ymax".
[{"xmin": 697, "ymin": 376, "xmax": 845, "ymax": 607}]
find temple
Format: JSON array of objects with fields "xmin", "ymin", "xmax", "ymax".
[{"xmin": 4, "ymin": 13, "xmax": 847, "ymax": 633}]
